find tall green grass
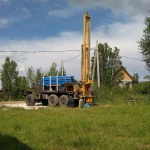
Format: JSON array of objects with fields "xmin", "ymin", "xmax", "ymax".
[
  {"xmin": 0, "ymin": 104, "xmax": 150, "ymax": 150},
  {"xmin": 93, "ymin": 83, "xmax": 150, "ymax": 105}
]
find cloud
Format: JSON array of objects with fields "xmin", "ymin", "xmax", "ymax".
[
  {"xmin": 0, "ymin": 18, "xmax": 8, "ymax": 28},
  {"xmin": 90, "ymin": 17, "xmax": 148, "ymax": 80},
  {"xmin": 2, "ymin": 0, "xmax": 8, "ymax": 2},
  {"xmin": 29, "ymin": 0, "xmax": 48, "ymax": 2},
  {"xmin": 68, "ymin": 0, "xmax": 150, "ymax": 17},
  {"xmin": 0, "ymin": 16, "xmax": 148, "ymax": 80},
  {"xmin": 48, "ymin": 7, "xmax": 76, "ymax": 18},
  {"xmin": 0, "ymin": 31, "xmax": 82, "ymax": 78},
  {"xmin": 22, "ymin": 8, "xmax": 31, "ymax": 19},
  {"xmin": 0, "ymin": 17, "xmax": 19, "ymax": 28},
  {"xmin": 0, "ymin": 7, "xmax": 31, "ymax": 28},
  {"xmin": 0, "ymin": 0, "xmax": 10, "ymax": 3}
]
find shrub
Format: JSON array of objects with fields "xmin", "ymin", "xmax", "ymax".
[{"xmin": 133, "ymin": 82, "xmax": 150, "ymax": 95}]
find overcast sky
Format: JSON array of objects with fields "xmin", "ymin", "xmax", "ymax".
[{"xmin": 0, "ymin": 0, "xmax": 150, "ymax": 87}]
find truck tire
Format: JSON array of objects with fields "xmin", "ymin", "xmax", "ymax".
[
  {"xmin": 48, "ymin": 94, "xmax": 59, "ymax": 106},
  {"xmin": 59, "ymin": 95, "xmax": 68, "ymax": 106},
  {"xmin": 26, "ymin": 94, "xmax": 35, "ymax": 106}
]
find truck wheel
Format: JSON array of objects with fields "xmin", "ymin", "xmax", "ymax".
[
  {"xmin": 26, "ymin": 94, "xmax": 35, "ymax": 106},
  {"xmin": 48, "ymin": 94, "xmax": 59, "ymax": 106},
  {"xmin": 42, "ymin": 100, "xmax": 48, "ymax": 106},
  {"xmin": 59, "ymin": 95, "xmax": 68, "ymax": 106}
]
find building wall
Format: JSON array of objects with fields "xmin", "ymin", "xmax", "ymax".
[
  {"xmin": 119, "ymin": 69, "xmax": 132, "ymax": 88},
  {"xmin": 121, "ymin": 69, "xmax": 132, "ymax": 81}
]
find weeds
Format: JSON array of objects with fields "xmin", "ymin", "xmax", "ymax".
[{"xmin": 93, "ymin": 83, "xmax": 150, "ymax": 105}]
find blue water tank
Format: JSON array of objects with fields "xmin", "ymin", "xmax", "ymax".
[{"xmin": 40, "ymin": 76, "xmax": 74, "ymax": 86}]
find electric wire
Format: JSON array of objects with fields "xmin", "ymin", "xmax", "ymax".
[
  {"xmin": 0, "ymin": 50, "xmax": 81, "ymax": 53},
  {"xmin": 57, "ymin": 54, "xmax": 81, "ymax": 66},
  {"xmin": 44, "ymin": 54, "xmax": 81, "ymax": 73},
  {"xmin": 0, "ymin": 48, "xmax": 94, "ymax": 53},
  {"xmin": 0, "ymin": 48, "xmax": 145, "ymax": 74},
  {"xmin": 121, "ymin": 55, "xmax": 143, "ymax": 61},
  {"xmin": 0, "ymin": 48, "xmax": 143, "ymax": 61}
]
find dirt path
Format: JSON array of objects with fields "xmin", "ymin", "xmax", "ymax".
[{"xmin": 0, "ymin": 101, "xmax": 47, "ymax": 109}]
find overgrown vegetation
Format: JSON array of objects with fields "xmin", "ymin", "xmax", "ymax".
[
  {"xmin": 0, "ymin": 105, "xmax": 150, "ymax": 150},
  {"xmin": 93, "ymin": 82, "xmax": 150, "ymax": 105}
]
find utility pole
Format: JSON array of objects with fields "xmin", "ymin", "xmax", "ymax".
[
  {"xmin": 92, "ymin": 46, "xmax": 97, "ymax": 81},
  {"xmin": 96, "ymin": 40, "xmax": 100, "ymax": 87},
  {"xmin": 61, "ymin": 61, "xmax": 63, "ymax": 76}
]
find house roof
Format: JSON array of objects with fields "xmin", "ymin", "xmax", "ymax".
[{"xmin": 116, "ymin": 66, "xmax": 133, "ymax": 81}]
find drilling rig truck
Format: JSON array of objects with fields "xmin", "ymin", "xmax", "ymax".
[{"xmin": 26, "ymin": 12, "xmax": 93, "ymax": 107}]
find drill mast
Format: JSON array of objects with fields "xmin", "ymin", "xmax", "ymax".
[
  {"xmin": 81, "ymin": 12, "xmax": 93, "ymax": 103},
  {"xmin": 81, "ymin": 12, "xmax": 91, "ymax": 82}
]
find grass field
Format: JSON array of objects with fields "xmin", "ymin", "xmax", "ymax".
[{"xmin": 0, "ymin": 103, "xmax": 150, "ymax": 150}]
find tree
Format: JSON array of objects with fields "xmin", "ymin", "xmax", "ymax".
[
  {"xmin": 0, "ymin": 57, "xmax": 18, "ymax": 100},
  {"xmin": 26, "ymin": 67, "xmax": 35, "ymax": 88},
  {"xmin": 47, "ymin": 62, "xmax": 58, "ymax": 76},
  {"xmin": 35, "ymin": 68, "xmax": 43, "ymax": 81},
  {"xmin": 91, "ymin": 43, "xmax": 122, "ymax": 85},
  {"xmin": 144, "ymin": 75, "xmax": 150, "ymax": 81},
  {"xmin": 132, "ymin": 73, "xmax": 139, "ymax": 84},
  {"xmin": 11, "ymin": 76, "xmax": 29, "ymax": 98},
  {"xmin": 139, "ymin": 17, "xmax": 150, "ymax": 71}
]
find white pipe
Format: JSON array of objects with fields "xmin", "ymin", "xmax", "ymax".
[
  {"xmin": 96, "ymin": 40, "xmax": 100, "ymax": 87},
  {"xmin": 49, "ymin": 76, "xmax": 51, "ymax": 91},
  {"xmin": 43, "ymin": 76, "xmax": 44, "ymax": 91},
  {"xmin": 56, "ymin": 74, "xmax": 58, "ymax": 91},
  {"xmin": 92, "ymin": 47, "xmax": 97, "ymax": 81}
]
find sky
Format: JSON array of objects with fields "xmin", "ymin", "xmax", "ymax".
[{"xmin": 0, "ymin": 0, "xmax": 150, "ymax": 87}]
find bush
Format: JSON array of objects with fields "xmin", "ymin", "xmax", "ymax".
[{"xmin": 133, "ymin": 82, "xmax": 150, "ymax": 95}]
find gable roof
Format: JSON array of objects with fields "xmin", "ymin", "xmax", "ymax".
[{"xmin": 116, "ymin": 66, "xmax": 133, "ymax": 81}]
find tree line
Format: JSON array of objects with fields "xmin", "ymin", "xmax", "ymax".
[{"xmin": 0, "ymin": 58, "xmax": 66, "ymax": 100}]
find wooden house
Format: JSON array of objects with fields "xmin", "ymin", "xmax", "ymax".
[{"xmin": 116, "ymin": 67, "xmax": 133, "ymax": 88}]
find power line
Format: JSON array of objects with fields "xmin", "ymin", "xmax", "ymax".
[
  {"xmin": 0, "ymin": 48, "xmax": 95, "ymax": 53},
  {"xmin": 0, "ymin": 48, "xmax": 143, "ymax": 61},
  {"xmin": 44, "ymin": 54, "xmax": 81, "ymax": 73},
  {"xmin": 0, "ymin": 50, "xmax": 81, "ymax": 53},
  {"xmin": 57, "ymin": 54, "xmax": 81, "ymax": 66},
  {"xmin": 0, "ymin": 48, "xmax": 144, "ymax": 63},
  {"xmin": 137, "ymin": 70, "xmax": 149, "ymax": 72},
  {"xmin": 121, "ymin": 55, "xmax": 143, "ymax": 61}
]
